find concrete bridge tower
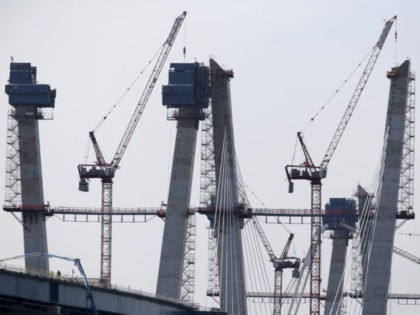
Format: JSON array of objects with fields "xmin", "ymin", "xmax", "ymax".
[
  {"xmin": 209, "ymin": 59, "xmax": 248, "ymax": 315},
  {"xmin": 4, "ymin": 62, "xmax": 56, "ymax": 273},
  {"xmin": 156, "ymin": 62, "xmax": 210, "ymax": 299},
  {"xmin": 362, "ymin": 60, "xmax": 415, "ymax": 314}
]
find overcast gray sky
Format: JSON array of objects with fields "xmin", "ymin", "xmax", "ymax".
[{"xmin": 1, "ymin": 1, "xmax": 420, "ymax": 313}]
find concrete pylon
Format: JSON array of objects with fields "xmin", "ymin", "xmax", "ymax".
[
  {"xmin": 156, "ymin": 63, "xmax": 210, "ymax": 298},
  {"xmin": 5, "ymin": 62, "xmax": 56, "ymax": 273},
  {"xmin": 210, "ymin": 59, "xmax": 247, "ymax": 315},
  {"xmin": 362, "ymin": 60, "xmax": 413, "ymax": 314},
  {"xmin": 323, "ymin": 198, "xmax": 356, "ymax": 315}
]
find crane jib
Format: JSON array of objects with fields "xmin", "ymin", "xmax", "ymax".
[
  {"xmin": 111, "ymin": 11, "xmax": 187, "ymax": 169},
  {"xmin": 320, "ymin": 16, "xmax": 396, "ymax": 171},
  {"xmin": 376, "ymin": 16, "xmax": 397, "ymax": 49}
]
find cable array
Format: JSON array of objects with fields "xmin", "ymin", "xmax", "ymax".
[
  {"xmin": 209, "ymin": 130, "xmax": 285, "ymax": 315},
  {"xmin": 325, "ymin": 128, "xmax": 389, "ymax": 315},
  {"xmin": 212, "ymin": 130, "xmax": 245, "ymax": 314}
]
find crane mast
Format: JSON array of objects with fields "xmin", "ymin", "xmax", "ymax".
[
  {"xmin": 78, "ymin": 11, "xmax": 186, "ymax": 286},
  {"xmin": 273, "ymin": 234, "xmax": 300, "ymax": 315},
  {"xmin": 285, "ymin": 16, "xmax": 396, "ymax": 315}
]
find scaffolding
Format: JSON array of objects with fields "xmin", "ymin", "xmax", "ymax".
[
  {"xmin": 4, "ymin": 109, "xmax": 21, "ymax": 207},
  {"xmin": 398, "ymin": 71, "xmax": 416, "ymax": 216}
]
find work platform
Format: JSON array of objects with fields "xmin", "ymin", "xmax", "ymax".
[{"xmin": 3, "ymin": 204, "xmax": 414, "ymax": 223}]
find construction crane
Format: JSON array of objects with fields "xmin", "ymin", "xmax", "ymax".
[
  {"xmin": 77, "ymin": 11, "xmax": 187, "ymax": 286},
  {"xmin": 273, "ymin": 234, "xmax": 300, "ymax": 315},
  {"xmin": 0, "ymin": 252, "xmax": 98, "ymax": 315},
  {"xmin": 393, "ymin": 246, "xmax": 420, "ymax": 265},
  {"xmin": 285, "ymin": 16, "xmax": 396, "ymax": 315},
  {"xmin": 339, "ymin": 221, "xmax": 420, "ymax": 266},
  {"xmin": 251, "ymin": 218, "xmax": 300, "ymax": 315}
]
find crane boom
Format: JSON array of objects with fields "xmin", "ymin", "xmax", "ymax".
[
  {"xmin": 111, "ymin": 11, "xmax": 187, "ymax": 168},
  {"xmin": 251, "ymin": 217, "xmax": 277, "ymax": 262},
  {"xmin": 280, "ymin": 233, "xmax": 294, "ymax": 259},
  {"xmin": 0, "ymin": 252, "xmax": 98, "ymax": 315},
  {"xmin": 393, "ymin": 246, "xmax": 420, "ymax": 265},
  {"xmin": 89, "ymin": 131, "xmax": 107, "ymax": 165},
  {"xmin": 320, "ymin": 15, "xmax": 397, "ymax": 170}
]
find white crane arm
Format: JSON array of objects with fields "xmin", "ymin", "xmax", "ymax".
[
  {"xmin": 251, "ymin": 217, "xmax": 277, "ymax": 262},
  {"xmin": 320, "ymin": 16, "xmax": 397, "ymax": 170},
  {"xmin": 111, "ymin": 11, "xmax": 187, "ymax": 168},
  {"xmin": 393, "ymin": 246, "xmax": 420, "ymax": 265}
]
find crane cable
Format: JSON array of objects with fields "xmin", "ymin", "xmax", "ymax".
[
  {"xmin": 183, "ymin": 16, "xmax": 187, "ymax": 61},
  {"xmin": 394, "ymin": 18, "xmax": 398, "ymax": 65},
  {"xmin": 302, "ymin": 46, "xmax": 374, "ymax": 131},
  {"xmin": 290, "ymin": 135, "xmax": 299, "ymax": 165},
  {"xmin": 92, "ymin": 44, "xmax": 165, "ymax": 133},
  {"xmin": 83, "ymin": 43, "xmax": 165, "ymax": 164},
  {"xmin": 396, "ymin": 232, "xmax": 420, "ymax": 237},
  {"xmin": 289, "ymin": 47, "xmax": 375, "ymax": 167}
]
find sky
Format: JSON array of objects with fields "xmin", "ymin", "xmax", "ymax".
[{"xmin": 0, "ymin": 0, "xmax": 420, "ymax": 314}]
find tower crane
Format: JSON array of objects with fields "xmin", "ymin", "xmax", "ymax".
[
  {"xmin": 77, "ymin": 11, "xmax": 187, "ymax": 286},
  {"xmin": 251, "ymin": 218, "xmax": 300, "ymax": 315},
  {"xmin": 285, "ymin": 16, "xmax": 396, "ymax": 315}
]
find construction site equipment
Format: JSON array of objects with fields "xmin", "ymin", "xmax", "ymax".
[
  {"xmin": 251, "ymin": 218, "xmax": 300, "ymax": 315},
  {"xmin": 0, "ymin": 252, "xmax": 97, "ymax": 315},
  {"xmin": 285, "ymin": 16, "xmax": 396, "ymax": 314},
  {"xmin": 393, "ymin": 246, "xmax": 420, "ymax": 265},
  {"xmin": 77, "ymin": 11, "xmax": 186, "ymax": 286}
]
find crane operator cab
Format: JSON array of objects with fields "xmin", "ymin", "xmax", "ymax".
[{"xmin": 78, "ymin": 164, "xmax": 115, "ymax": 192}]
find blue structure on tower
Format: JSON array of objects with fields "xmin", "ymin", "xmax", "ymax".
[
  {"xmin": 5, "ymin": 62, "xmax": 56, "ymax": 107},
  {"xmin": 162, "ymin": 62, "xmax": 210, "ymax": 120},
  {"xmin": 323, "ymin": 197, "xmax": 357, "ymax": 315},
  {"xmin": 323, "ymin": 198, "xmax": 357, "ymax": 233}
]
